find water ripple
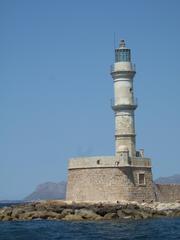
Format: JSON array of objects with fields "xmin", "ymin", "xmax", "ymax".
[{"xmin": 0, "ymin": 218, "xmax": 180, "ymax": 240}]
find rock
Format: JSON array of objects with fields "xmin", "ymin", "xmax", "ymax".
[
  {"xmin": 117, "ymin": 210, "xmax": 126, "ymax": 218},
  {"xmin": 123, "ymin": 216, "xmax": 132, "ymax": 219},
  {"xmin": 95, "ymin": 204, "xmax": 121, "ymax": 216},
  {"xmin": 63, "ymin": 214, "xmax": 83, "ymax": 221},
  {"xmin": 35, "ymin": 201, "xmax": 65, "ymax": 214},
  {"xmin": 11, "ymin": 208, "xmax": 25, "ymax": 218},
  {"xmin": 154, "ymin": 202, "xmax": 180, "ymax": 211},
  {"xmin": 61, "ymin": 208, "xmax": 74, "ymax": 216},
  {"xmin": 75, "ymin": 208, "xmax": 101, "ymax": 220},
  {"xmin": 20, "ymin": 211, "xmax": 38, "ymax": 220},
  {"xmin": 122, "ymin": 208, "xmax": 144, "ymax": 219},
  {"xmin": 103, "ymin": 213, "xmax": 118, "ymax": 220},
  {"xmin": 34, "ymin": 203, "xmax": 47, "ymax": 212},
  {"xmin": 23, "ymin": 211, "xmax": 61, "ymax": 220},
  {"xmin": 139, "ymin": 210, "xmax": 152, "ymax": 219},
  {"xmin": 22, "ymin": 205, "xmax": 36, "ymax": 212},
  {"xmin": 95, "ymin": 207, "xmax": 107, "ymax": 216},
  {"xmin": 49, "ymin": 205, "xmax": 64, "ymax": 214},
  {"xmin": 0, "ymin": 207, "xmax": 12, "ymax": 216},
  {"xmin": 126, "ymin": 203, "xmax": 139, "ymax": 210},
  {"xmin": 2, "ymin": 215, "xmax": 13, "ymax": 221}
]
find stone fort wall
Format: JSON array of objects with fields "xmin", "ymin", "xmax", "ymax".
[
  {"xmin": 66, "ymin": 166, "xmax": 155, "ymax": 203},
  {"xmin": 155, "ymin": 184, "xmax": 180, "ymax": 202}
]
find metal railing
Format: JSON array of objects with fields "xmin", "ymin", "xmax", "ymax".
[
  {"xmin": 132, "ymin": 158, "xmax": 151, "ymax": 167},
  {"xmin": 110, "ymin": 98, "xmax": 138, "ymax": 110},
  {"xmin": 110, "ymin": 63, "xmax": 136, "ymax": 73}
]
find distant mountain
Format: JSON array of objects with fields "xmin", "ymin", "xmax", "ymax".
[
  {"xmin": 24, "ymin": 181, "xmax": 66, "ymax": 201},
  {"xmin": 155, "ymin": 174, "xmax": 180, "ymax": 184}
]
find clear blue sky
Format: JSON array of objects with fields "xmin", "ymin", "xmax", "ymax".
[{"xmin": 0, "ymin": 0, "xmax": 180, "ymax": 200}]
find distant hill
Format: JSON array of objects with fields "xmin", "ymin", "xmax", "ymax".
[
  {"xmin": 155, "ymin": 174, "xmax": 180, "ymax": 184},
  {"xmin": 24, "ymin": 181, "xmax": 66, "ymax": 201}
]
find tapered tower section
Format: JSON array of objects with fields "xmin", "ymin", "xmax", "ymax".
[{"xmin": 111, "ymin": 40, "xmax": 137, "ymax": 159}]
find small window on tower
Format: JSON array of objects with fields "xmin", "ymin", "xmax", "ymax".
[
  {"xmin": 97, "ymin": 159, "xmax": 100, "ymax": 165},
  {"xmin": 138, "ymin": 173, "xmax": 146, "ymax": 185}
]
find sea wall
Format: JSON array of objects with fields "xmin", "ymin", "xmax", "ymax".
[{"xmin": 155, "ymin": 184, "xmax": 180, "ymax": 203}]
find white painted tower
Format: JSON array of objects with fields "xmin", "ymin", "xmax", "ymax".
[{"xmin": 111, "ymin": 40, "xmax": 137, "ymax": 161}]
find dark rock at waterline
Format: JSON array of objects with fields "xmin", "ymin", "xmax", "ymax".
[{"xmin": 0, "ymin": 201, "xmax": 180, "ymax": 221}]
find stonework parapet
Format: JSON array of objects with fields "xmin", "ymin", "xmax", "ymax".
[
  {"xmin": 131, "ymin": 157, "xmax": 151, "ymax": 167},
  {"xmin": 68, "ymin": 156, "xmax": 151, "ymax": 169}
]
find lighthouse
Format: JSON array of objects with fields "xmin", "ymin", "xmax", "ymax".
[
  {"xmin": 111, "ymin": 40, "xmax": 137, "ymax": 163},
  {"xmin": 66, "ymin": 40, "xmax": 155, "ymax": 203}
]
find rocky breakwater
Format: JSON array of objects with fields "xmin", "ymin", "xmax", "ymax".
[{"xmin": 0, "ymin": 201, "xmax": 180, "ymax": 221}]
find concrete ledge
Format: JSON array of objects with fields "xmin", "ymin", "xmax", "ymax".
[{"xmin": 68, "ymin": 156, "xmax": 115, "ymax": 169}]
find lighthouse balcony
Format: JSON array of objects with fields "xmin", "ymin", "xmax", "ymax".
[
  {"xmin": 111, "ymin": 98, "xmax": 138, "ymax": 111},
  {"xmin": 110, "ymin": 63, "xmax": 136, "ymax": 74},
  {"xmin": 131, "ymin": 157, "xmax": 152, "ymax": 167}
]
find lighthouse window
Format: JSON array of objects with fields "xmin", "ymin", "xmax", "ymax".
[
  {"xmin": 138, "ymin": 173, "xmax": 146, "ymax": 185},
  {"xmin": 119, "ymin": 49, "xmax": 131, "ymax": 62},
  {"xmin": 97, "ymin": 159, "xmax": 100, "ymax": 165}
]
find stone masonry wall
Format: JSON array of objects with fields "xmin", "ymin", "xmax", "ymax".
[
  {"xmin": 155, "ymin": 184, "xmax": 180, "ymax": 202},
  {"xmin": 66, "ymin": 166, "xmax": 155, "ymax": 203},
  {"xmin": 129, "ymin": 167, "xmax": 155, "ymax": 202}
]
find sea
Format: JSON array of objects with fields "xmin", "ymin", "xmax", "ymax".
[{"xmin": 0, "ymin": 203, "xmax": 180, "ymax": 240}]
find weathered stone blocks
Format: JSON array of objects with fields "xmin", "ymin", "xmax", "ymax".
[{"xmin": 66, "ymin": 166, "xmax": 155, "ymax": 203}]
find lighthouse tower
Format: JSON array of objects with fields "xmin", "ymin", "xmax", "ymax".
[
  {"xmin": 66, "ymin": 40, "xmax": 155, "ymax": 203},
  {"xmin": 111, "ymin": 40, "xmax": 137, "ymax": 162}
]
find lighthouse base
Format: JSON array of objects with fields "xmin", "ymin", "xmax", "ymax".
[{"xmin": 66, "ymin": 156, "xmax": 155, "ymax": 203}]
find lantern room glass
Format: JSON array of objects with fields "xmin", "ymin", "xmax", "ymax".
[{"xmin": 115, "ymin": 49, "xmax": 131, "ymax": 62}]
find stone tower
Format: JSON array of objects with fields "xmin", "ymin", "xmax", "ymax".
[
  {"xmin": 112, "ymin": 40, "xmax": 136, "ymax": 159},
  {"xmin": 66, "ymin": 40, "xmax": 155, "ymax": 203}
]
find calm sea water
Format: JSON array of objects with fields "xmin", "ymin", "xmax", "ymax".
[{"xmin": 0, "ymin": 204, "xmax": 180, "ymax": 240}]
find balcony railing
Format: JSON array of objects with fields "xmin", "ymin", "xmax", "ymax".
[
  {"xmin": 131, "ymin": 158, "xmax": 151, "ymax": 167},
  {"xmin": 110, "ymin": 98, "xmax": 138, "ymax": 111},
  {"xmin": 110, "ymin": 63, "xmax": 136, "ymax": 73}
]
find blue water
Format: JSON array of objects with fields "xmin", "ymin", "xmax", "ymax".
[{"xmin": 0, "ymin": 218, "xmax": 180, "ymax": 240}]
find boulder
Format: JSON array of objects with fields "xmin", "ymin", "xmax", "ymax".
[
  {"xmin": 27, "ymin": 211, "xmax": 61, "ymax": 220},
  {"xmin": 75, "ymin": 208, "xmax": 101, "ymax": 220},
  {"xmin": 63, "ymin": 214, "xmax": 83, "ymax": 221},
  {"xmin": 61, "ymin": 208, "xmax": 74, "ymax": 217},
  {"xmin": 117, "ymin": 210, "xmax": 126, "ymax": 218},
  {"xmin": 122, "ymin": 208, "xmax": 144, "ymax": 219},
  {"xmin": 11, "ymin": 208, "xmax": 25, "ymax": 218},
  {"xmin": 0, "ymin": 207, "xmax": 12, "ymax": 216},
  {"xmin": 103, "ymin": 213, "xmax": 118, "ymax": 220},
  {"xmin": 95, "ymin": 204, "xmax": 121, "ymax": 216},
  {"xmin": 2, "ymin": 215, "xmax": 13, "ymax": 221}
]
